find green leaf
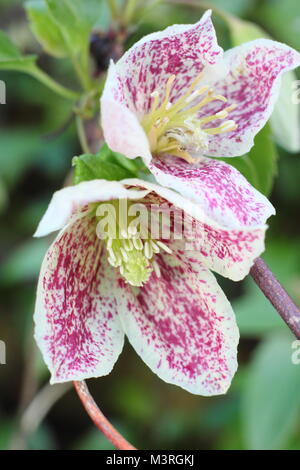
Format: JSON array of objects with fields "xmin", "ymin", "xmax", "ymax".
[
  {"xmin": 245, "ymin": 123, "xmax": 278, "ymax": 196},
  {"xmin": 45, "ymin": 0, "xmax": 86, "ymax": 51},
  {"xmin": 0, "ymin": 30, "xmax": 37, "ymax": 72},
  {"xmin": 45, "ymin": 0, "xmax": 101, "ymax": 51},
  {"xmin": 97, "ymin": 143, "xmax": 144, "ymax": 174},
  {"xmin": 221, "ymin": 124, "xmax": 278, "ymax": 196},
  {"xmin": 0, "ymin": 31, "xmax": 79, "ymax": 99},
  {"xmin": 44, "ymin": 0, "xmax": 102, "ymax": 88},
  {"xmin": 242, "ymin": 333, "xmax": 300, "ymax": 449},
  {"xmin": 25, "ymin": 0, "xmax": 68, "ymax": 58},
  {"xmin": 0, "ymin": 55, "xmax": 37, "ymax": 73},
  {"xmin": 73, "ymin": 148, "xmax": 136, "ymax": 184},
  {"xmin": 0, "ymin": 30, "xmax": 21, "ymax": 59}
]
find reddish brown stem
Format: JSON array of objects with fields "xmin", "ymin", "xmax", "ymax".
[
  {"xmin": 73, "ymin": 381, "xmax": 137, "ymax": 450},
  {"xmin": 250, "ymin": 257, "xmax": 300, "ymax": 339}
]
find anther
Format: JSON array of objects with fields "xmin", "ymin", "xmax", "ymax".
[
  {"xmin": 108, "ymin": 247, "xmax": 116, "ymax": 260},
  {"xmin": 133, "ymin": 237, "xmax": 143, "ymax": 250},
  {"xmin": 156, "ymin": 241, "xmax": 172, "ymax": 254},
  {"xmin": 150, "ymin": 240, "xmax": 160, "ymax": 253},
  {"xmin": 144, "ymin": 241, "xmax": 153, "ymax": 259},
  {"xmin": 185, "ymin": 85, "xmax": 210, "ymax": 104},
  {"xmin": 120, "ymin": 228, "xmax": 128, "ymax": 239},
  {"xmin": 152, "ymin": 260, "xmax": 161, "ymax": 278},
  {"xmin": 120, "ymin": 247, "xmax": 128, "ymax": 262},
  {"xmin": 120, "ymin": 266, "xmax": 125, "ymax": 276},
  {"xmin": 123, "ymin": 238, "xmax": 133, "ymax": 251},
  {"xmin": 128, "ymin": 225, "xmax": 137, "ymax": 236}
]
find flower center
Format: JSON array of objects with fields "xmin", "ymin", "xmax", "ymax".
[
  {"xmin": 105, "ymin": 227, "xmax": 172, "ymax": 287},
  {"xmin": 95, "ymin": 200, "xmax": 172, "ymax": 287},
  {"xmin": 141, "ymin": 73, "xmax": 237, "ymax": 162}
]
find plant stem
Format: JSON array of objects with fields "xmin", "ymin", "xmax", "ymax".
[
  {"xmin": 76, "ymin": 115, "xmax": 91, "ymax": 153},
  {"xmin": 30, "ymin": 66, "xmax": 81, "ymax": 101},
  {"xmin": 73, "ymin": 381, "xmax": 137, "ymax": 450},
  {"xmin": 10, "ymin": 382, "xmax": 70, "ymax": 449},
  {"xmin": 124, "ymin": 0, "xmax": 138, "ymax": 25},
  {"xmin": 108, "ymin": 0, "xmax": 119, "ymax": 20},
  {"xmin": 71, "ymin": 53, "xmax": 93, "ymax": 92},
  {"xmin": 250, "ymin": 258, "xmax": 300, "ymax": 339}
]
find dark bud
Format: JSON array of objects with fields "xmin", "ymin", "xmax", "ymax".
[{"xmin": 90, "ymin": 30, "xmax": 124, "ymax": 76}]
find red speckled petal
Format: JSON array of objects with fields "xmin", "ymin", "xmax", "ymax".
[
  {"xmin": 116, "ymin": 10, "xmax": 223, "ymax": 113},
  {"xmin": 149, "ymin": 156, "xmax": 275, "ymax": 228},
  {"xmin": 121, "ymin": 174, "xmax": 271, "ymax": 280},
  {"xmin": 100, "ymin": 10, "xmax": 224, "ymax": 161},
  {"xmin": 202, "ymin": 39, "xmax": 300, "ymax": 157},
  {"xmin": 34, "ymin": 179, "xmax": 150, "ymax": 237},
  {"xmin": 34, "ymin": 216, "xmax": 124, "ymax": 383},
  {"xmin": 170, "ymin": 224, "xmax": 266, "ymax": 282},
  {"xmin": 117, "ymin": 255, "xmax": 239, "ymax": 396},
  {"xmin": 100, "ymin": 61, "xmax": 152, "ymax": 164}
]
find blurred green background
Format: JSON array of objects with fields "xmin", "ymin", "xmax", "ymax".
[{"xmin": 1, "ymin": 0, "xmax": 300, "ymax": 450}]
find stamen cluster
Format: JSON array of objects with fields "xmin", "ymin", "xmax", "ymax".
[
  {"xmin": 142, "ymin": 73, "xmax": 237, "ymax": 162},
  {"xmin": 102, "ymin": 216, "xmax": 172, "ymax": 287}
]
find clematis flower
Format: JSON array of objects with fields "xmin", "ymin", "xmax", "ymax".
[
  {"xmin": 100, "ymin": 10, "xmax": 300, "ymax": 201},
  {"xmin": 34, "ymin": 174, "xmax": 274, "ymax": 395}
]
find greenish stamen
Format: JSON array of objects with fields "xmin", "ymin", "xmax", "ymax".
[{"xmin": 96, "ymin": 201, "xmax": 172, "ymax": 287}]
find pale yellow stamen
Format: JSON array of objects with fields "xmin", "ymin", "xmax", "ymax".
[
  {"xmin": 133, "ymin": 237, "xmax": 143, "ymax": 250},
  {"xmin": 156, "ymin": 240, "xmax": 172, "ymax": 254},
  {"xmin": 152, "ymin": 260, "xmax": 161, "ymax": 278},
  {"xmin": 199, "ymin": 104, "xmax": 237, "ymax": 125},
  {"xmin": 150, "ymin": 90, "xmax": 160, "ymax": 112},
  {"xmin": 141, "ymin": 72, "xmax": 238, "ymax": 162},
  {"xmin": 205, "ymin": 120, "xmax": 237, "ymax": 135},
  {"xmin": 185, "ymin": 85, "xmax": 210, "ymax": 104}
]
